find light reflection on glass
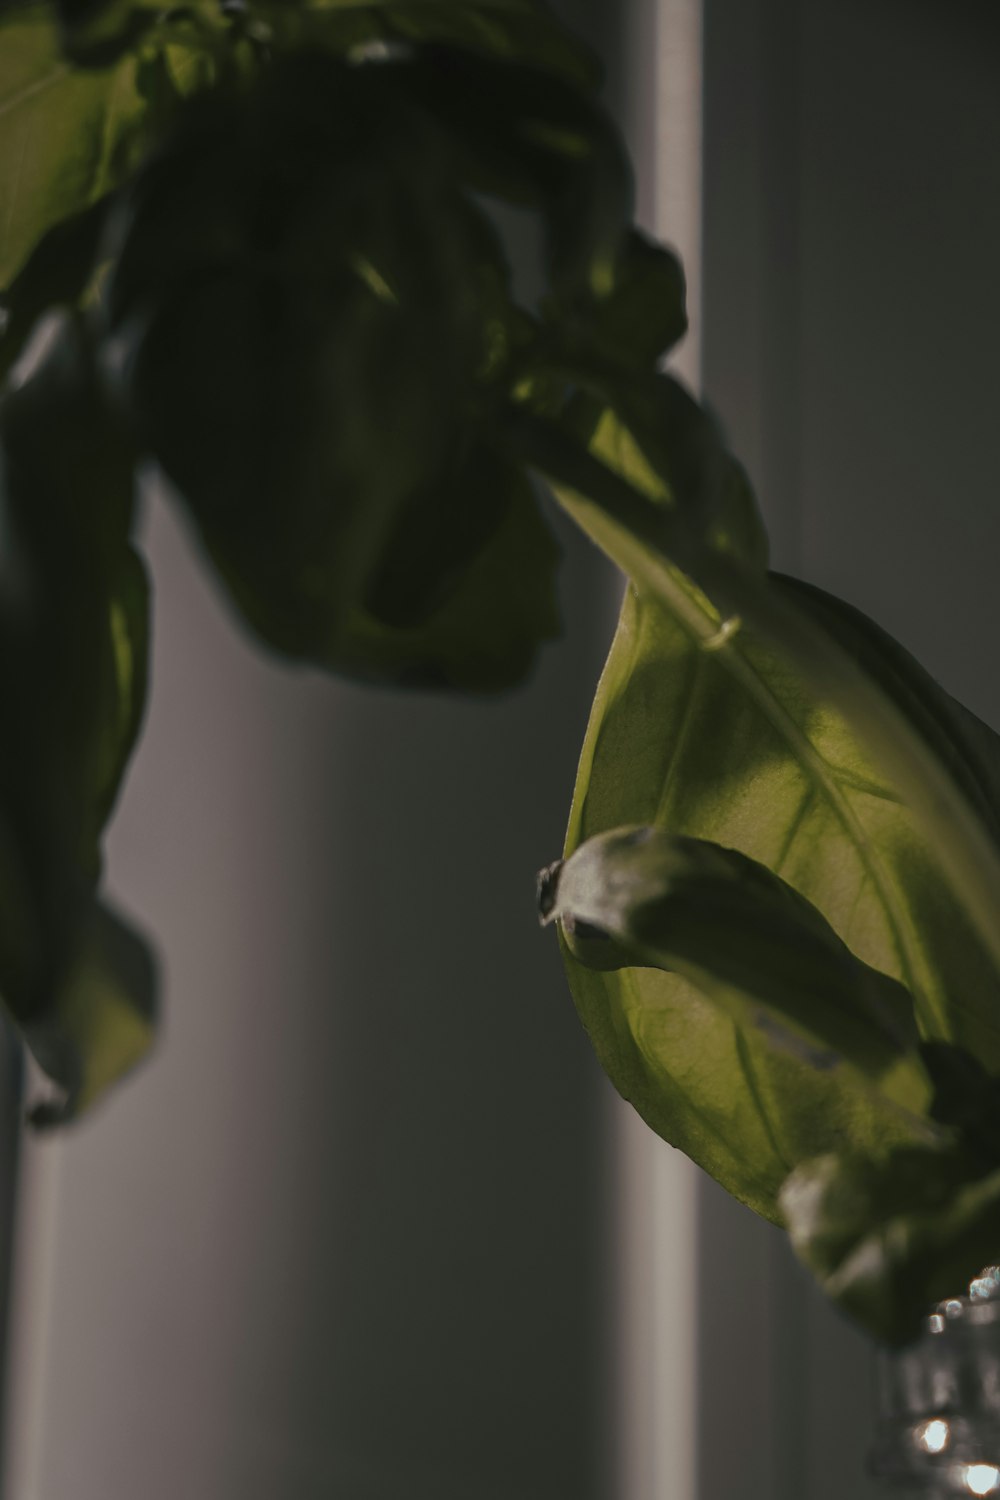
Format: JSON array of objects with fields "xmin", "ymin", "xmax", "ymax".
[
  {"xmin": 915, "ymin": 1419, "xmax": 950, "ymax": 1454},
  {"xmin": 964, "ymin": 1464, "xmax": 1000, "ymax": 1495}
]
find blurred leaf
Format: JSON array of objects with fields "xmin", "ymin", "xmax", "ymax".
[
  {"xmin": 26, "ymin": 897, "xmax": 157, "ymax": 1126},
  {"xmin": 54, "ymin": 0, "xmax": 162, "ymax": 62},
  {"xmin": 92, "ymin": 542, "xmax": 150, "ymax": 838},
  {"xmin": 781, "ymin": 1145, "xmax": 1000, "ymax": 1343},
  {"xmin": 104, "ymin": 54, "xmax": 557, "ymax": 688},
  {"xmin": 53, "ymin": 0, "xmax": 224, "ymax": 64},
  {"xmin": 342, "ymin": 447, "xmax": 559, "ymax": 690},
  {"xmin": 547, "ymin": 228, "xmax": 687, "ymax": 368},
  {"xmin": 0, "ymin": 4, "xmax": 217, "ymax": 287},
  {"xmin": 556, "ymin": 576, "xmax": 1000, "ymax": 1221},
  {"xmin": 586, "ymin": 374, "xmax": 768, "ymax": 565},
  {"xmin": 0, "ymin": 313, "xmax": 153, "ymax": 1118},
  {"xmin": 919, "ymin": 1039, "xmax": 1000, "ymax": 1162},
  {"xmin": 542, "ymin": 825, "xmax": 926, "ymax": 1111},
  {"xmin": 255, "ymin": 0, "xmax": 600, "ymax": 89},
  {"xmin": 389, "ymin": 44, "xmax": 631, "ymax": 299},
  {"xmin": 0, "ymin": 194, "xmax": 110, "ymax": 384},
  {"xmin": 589, "ymin": 230, "xmax": 687, "ymax": 365}
]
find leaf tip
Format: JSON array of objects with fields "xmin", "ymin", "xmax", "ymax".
[{"xmin": 536, "ymin": 858, "xmax": 563, "ymax": 924}]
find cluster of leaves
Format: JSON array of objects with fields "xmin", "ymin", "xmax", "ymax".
[
  {"xmin": 4, "ymin": 0, "xmax": 1000, "ymax": 1346},
  {"xmin": 0, "ymin": 0, "xmax": 679, "ymax": 1113}
]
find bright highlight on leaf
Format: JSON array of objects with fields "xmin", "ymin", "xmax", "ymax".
[{"xmin": 25, "ymin": 899, "xmax": 157, "ymax": 1127}]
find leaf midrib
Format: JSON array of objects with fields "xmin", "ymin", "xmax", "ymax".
[{"xmin": 551, "ymin": 481, "xmax": 942, "ymax": 1031}]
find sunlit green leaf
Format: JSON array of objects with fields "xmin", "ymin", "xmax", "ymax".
[
  {"xmin": 252, "ymin": 0, "xmax": 600, "ymax": 89},
  {"xmin": 0, "ymin": 7, "xmax": 144, "ymax": 285},
  {"xmin": 781, "ymin": 1145, "xmax": 1000, "ymax": 1343},
  {"xmin": 555, "ymin": 575, "xmax": 1000, "ymax": 1221},
  {"xmin": 542, "ymin": 824, "xmax": 927, "ymax": 1112},
  {"xmin": 0, "ymin": 4, "xmax": 217, "ymax": 287}
]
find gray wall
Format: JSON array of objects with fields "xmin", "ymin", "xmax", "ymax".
[{"xmin": 699, "ymin": 1, "xmax": 1000, "ymax": 1496}]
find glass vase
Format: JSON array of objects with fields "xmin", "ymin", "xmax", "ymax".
[{"xmin": 871, "ymin": 1268, "xmax": 1000, "ymax": 1496}]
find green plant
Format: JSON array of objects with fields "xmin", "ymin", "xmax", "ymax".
[{"xmin": 3, "ymin": 0, "xmax": 999, "ymax": 1348}]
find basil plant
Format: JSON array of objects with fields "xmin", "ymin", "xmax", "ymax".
[{"xmin": 2, "ymin": 0, "xmax": 998, "ymax": 1345}]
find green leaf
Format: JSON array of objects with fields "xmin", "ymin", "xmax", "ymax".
[
  {"xmin": 541, "ymin": 825, "xmax": 927, "ymax": 1111},
  {"xmin": 104, "ymin": 54, "xmax": 558, "ymax": 688},
  {"xmin": 0, "ymin": 4, "xmax": 217, "ymax": 288},
  {"xmin": 509, "ymin": 376, "xmax": 769, "ymax": 572},
  {"xmin": 780, "ymin": 1145, "xmax": 1000, "ymax": 1343},
  {"xmin": 25, "ymin": 897, "xmax": 157, "ymax": 1127},
  {"xmin": 0, "ymin": 312, "xmax": 153, "ymax": 1118},
  {"xmin": 338, "ymin": 446, "xmax": 560, "ymax": 690},
  {"xmin": 388, "ymin": 45, "xmax": 632, "ymax": 299},
  {"xmin": 0, "ymin": 193, "xmax": 110, "ymax": 385},
  {"xmin": 52, "ymin": 0, "xmax": 224, "ymax": 64},
  {"xmin": 555, "ymin": 575, "xmax": 1000, "ymax": 1221},
  {"xmin": 548, "ymin": 228, "xmax": 687, "ymax": 368}
]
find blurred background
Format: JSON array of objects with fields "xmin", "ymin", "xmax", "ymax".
[{"xmin": 2, "ymin": 0, "xmax": 1000, "ymax": 1496}]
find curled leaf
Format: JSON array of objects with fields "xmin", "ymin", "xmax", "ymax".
[{"xmin": 541, "ymin": 824, "xmax": 927, "ymax": 1113}]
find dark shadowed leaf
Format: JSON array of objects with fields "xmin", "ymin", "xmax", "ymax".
[
  {"xmin": 0, "ymin": 4, "xmax": 217, "ymax": 287},
  {"xmin": 0, "ymin": 313, "xmax": 153, "ymax": 1117},
  {"xmin": 254, "ymin": 0, "xmax": 600, "ymax": 89},
  {"xmin": 340, "ymin": 448, "xmax": 559, "ymax": 690},
  {"xmin": 26, "ymin": 897, "xmax": 157, "ymax": 1126},
  {"xmin": 103, "ymin": 54, "xmax": 558, "ymax": 688},
  {"xmin": 554, "ymin": 571, "xmax": 1000, "ymax": 1221},
  {"xmin": 781, "ymin": 1146, "xmax": 1000, "ymax": 1343}
]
